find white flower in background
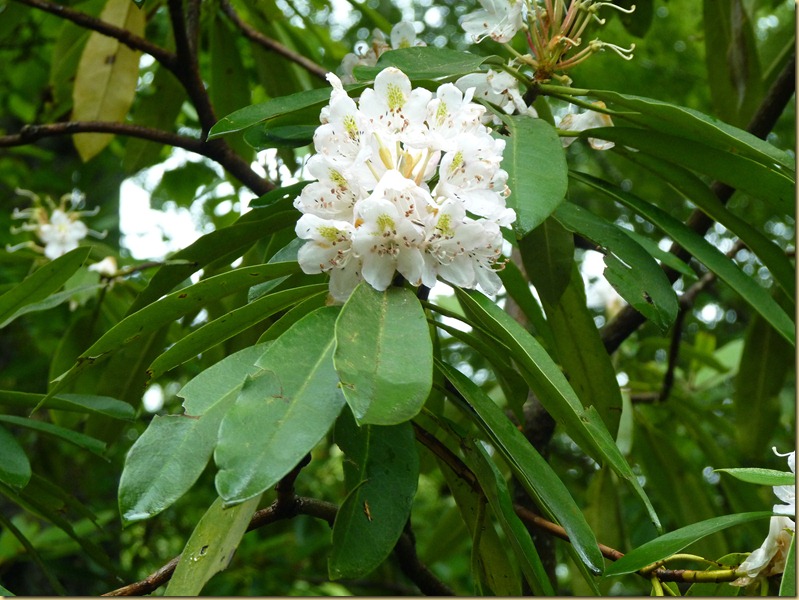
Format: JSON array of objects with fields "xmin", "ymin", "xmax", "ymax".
[
  {"xmin": 558, "ymin": 101, "xmax": 615, "ymax": 150},
  {"xmin": 8, "ymin": 189, "xmax": 103, "ymax": 259},
  {"xmin": 294, "ymin": 68, "xmax": 515, "ymax": 302},
  {"xmin": 461, "ymin": 0, "xmax": 525, "ymax": 43},
  {"xmin": 732, "ymin": 449, "xmax": 796, "ymax": 587},
  {"xmin": 88, "ymin": 256, "xmax": 119, "ymax": 277},
  {"xmin": 339, "ymin": 21, "xmax": 426, "ymax": 84}
]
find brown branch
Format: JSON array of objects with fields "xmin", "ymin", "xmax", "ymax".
[
  {"xmin": 394, "ymin": 522, "xmax": 456, "ymax": 595},
  {"xmin": 600, "ymin": 52, "xmax": 796, "ymax": 354},
  {"xmin": 219, "ymin": 0, "xmax": 329, "ymax": 81},
  {"xmin": 11, "ymin": 0, "xmax": 177, "ymax": 72},
  {"xmin": 0, "ymin": 121, "xmax": 274, "ymax": 195}
]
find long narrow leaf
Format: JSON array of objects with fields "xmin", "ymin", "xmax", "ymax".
[{"xmin": 571, "ymin": 171, "xmax": 795, "ymax": 346}]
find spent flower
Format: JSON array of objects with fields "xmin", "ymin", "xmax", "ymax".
[
  {"xmin": 294, "ymin": 68, "xmax": 515, "ymax": 302},
  {"xmin": 339, "ymin": 21, "xmax": 426, "ymax": 84}
]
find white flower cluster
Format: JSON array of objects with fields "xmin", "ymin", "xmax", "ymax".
[
  {"xmin": 339, "ymin": 21, "xmax": 426, "ymax": 84},
  {"xmin": 294, "ymin": 67, "xmax": 515, "ymax": 302},
  {"xmin": 455, "ymin": 68, "xmax": 537, "ymax": 125},
  {"xmin": 732, "ymin": 449, "xmax": 796, "ymax": 587}
]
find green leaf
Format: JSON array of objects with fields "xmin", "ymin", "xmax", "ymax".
[
  {"xmin": 438, "ymin": 360, "xmax": 604, "ymax": 575},
  {"xmin": 334, "ymin": 284, "xmax": 432, "ymax": 425},
  {"xmin": 354, "ymin": 46, "xmax": 503, "ymax": 81},
  {"xmin": 438, "ymin": 453, "xmax": 525, "ymax": 596},
  {"xmin": 0, "ymin": 247, "xmax": 90, "ymax": 329},
  {"xmin": 215, "ymin": 307, "xmax": 345, "ymax": 504},
  {"xmin": 146, "ymin": 284, "xmax": 325, "ymax": 380},
  {"xmin": 71, "ymin": 0, "xmax": 144, "ymax": 160},
  {"xmin": 715, "ymin": 468, "xmax": 795, "ymax": 487},
  {"xmin": 164, "ymin": 494, "xmax": 261, "ymax": 596},
  {"xmin": 581, "ymin": 127, "xmax": 793, "ymax": 212},
  {"xmin": 461, "ymin": 439, "xmax": 555, "ymax": 595},
  {"xmin": 519, "ymin": 216, "xmax": 573, "ymax": 306},
  {"xmin": 554, "ymin": 201, "xmax": 678, "ymax": 331},
  {"xmin": 571, "ymin": 87, "xmax": 794, "ymax": 171},
  {"xmin": 244, "ymin": 123, "xmax": 316, "ymax": 149},
  {"xmin": 0, "ymin": 391, "xmax": 134, "ymax": 420},
  {"xmin": 56, "ymin": 262, "xmax": 300, "ymax": 387},
  {"xmin": 209, "ymin": 85, "xmax": 359, "ymax": 140},
  {"xmin": 329, "ymin": 411, "xmax": 418, "ymax": 579},
  {"xmin": 618, "ymin": 150, "xmax": 795, "ymax": 301},
  {"xmin": 0, "ymin": 425, "xmax": 31, "ymax": 489},
  {"xmin": 502, "ymin": 116, "xmax": 568, "ymax": 237},
  {"xmin": 151, "ymin": 161, "xmax": 220, "ymax": 209},
  {"xmin": 780, "ymin": 533, "xmax": 796, "ymax": 596},
  {"xmin": 119, "ymin": 344, "xmax": 269, "ymax": 523},
  {"xmin": 0, "ymin": 416, "xmax": 105, "ymax": 456},
  {"xmin": 604, "ymin": 512, "xmax": 774, "ymax": 577},
  {"xmin": 734, "ymin": 313, "xmax": 793, "ymax": 458},
  {"xmin": 703, "ymin": 0, "xmax": 763, "ymax": 127},
  {"xmin": 127, "ymin": 208, "xmax": 298, "ymax": 313},
  {"xmin": 0, "ymin": 583, "xmax": 14, "ymax": 596},
  {"xmin": 454, "ymin": 289, "xmax": 661, "ymax": 532},
  {"xmin": 571, "ymin": 171, "xmax": 795, "ymax": 346}
]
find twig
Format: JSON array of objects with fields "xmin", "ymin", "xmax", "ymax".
[
  {"xmin": 219, "ymin": 0, "xmax": 329, "ymax": 81},
  {"xmin": 10, "ymin": 0, "xmax": 177, "ymax": 71},
  {"xmin": 600, "ymin": 52, "xmax": 796, "ymax": 354},
  {"xmin": 0, "ymin": 121, "xmax": 273, "ymax": 195},
  {"xmin": 394, "ymin": 522, "xmax": 456, "ymax": 595}
]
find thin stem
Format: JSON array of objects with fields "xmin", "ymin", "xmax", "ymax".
[{"xmin": 219, "ymin": 0, "xmax": 328, "ymax": 81}]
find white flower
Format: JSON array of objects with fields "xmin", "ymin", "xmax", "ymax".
[
  {"xmin": 88, "ymin": 256, "xmax": 118, "ymax": 277},
  {"xmin": 455, "ymin": 69, "xmax": 535, "ymax": 125},
  {"xmin": 559, "ymin": 101, "xmax": 615, "ymax": 150},
  {"xmin": 461, "ymin": 0, "xmax": 525, "ymax": 43},
  {"xmin": 295, "ymin": 67, "xmax": 516, "ymax": 302},
  {"xmin": 37, "ymin": 209, "xmax": 89, "ymax": 259},
  {"xmin": 732, "ymin": 448, "xmax": 796, "ymax": 587}
]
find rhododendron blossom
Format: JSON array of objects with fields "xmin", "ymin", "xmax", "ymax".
[{"xmin": 294, "ymin": 68, "xmax": 515, "ymax": 302}]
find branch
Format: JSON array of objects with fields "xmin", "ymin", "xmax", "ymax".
[
  {"xmin": 394, "ymin": 522, "xmax": 456, "ymax": 595},
  {"xmin": 600, "ymin": 52, "xmax": 796, "ymax": 353},
  {"xmin": 11, "ymin": 0, "xmax": 177, "ymax": 72},
  {"xmin": 219, "ymin": 0, "xmax": 329, "ymax": 81},
  {"xmin": 0, "ymin": 121, "xmax": 274, "ymax": 195}
]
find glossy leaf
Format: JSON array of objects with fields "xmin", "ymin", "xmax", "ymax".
[
  {"xmin": 438, "ymin": 455, "xmax": 524, "ymax": 596},
  {"xmin": 438, "ymin": 359, "xmax": 604, "ymax": 575},
  {"xmin": 0, "ymin": 425, "xmax": 31, "ymax": 490},
  {"xmin": 71, "ymin": 0, "xmax": 144, "ymax": 160},
  {"xmin": 570, "ymin": 87, "xmax": 795, "ymax": 171},
  {"xmin": 119, "ymin": 344, "xmax": 269, "ymax": 523},
  {"xmin": 0, "ymin": 247, "xmax": 90, "ymax": 329},
  {"xmin": 502, "ymin": 116, "xmax": 568, "ymax": 237},
  {"xmin": 146, "ymin": 284, "xmax": 325, "ymax": 380},
  {"xmin": 619, "ymin": 150, "xmax": 795, "ymax": 301},
  {"xmin": 164, "ymin": 495, "xmax": 261, "ymax": 596},
  {"xmin": 334, "ymin": 284, "xmax": 432, "ymax": 425},
  {"xmin": 604, "ymin": 512, "xmax": 774, "ymax": 577},
  {"xmin": 0, "ymin": 391, "xmax": 134, "ymax": 419},
  {"xmin": 355, "ymin": 46, "xmax": 503, "ymax": 80},
  {"xmin": 780, "ymin": 534, "xmax": 796, "ymax": 596},
  {"xmin": 554, "ymin": 201, "xmax": 678, "ymax": 331},
  {"xmin": 461, "ymin": 439, "xmax": 555, "ymax": 594},
  {"xmin": 57, "ymin": 262, "xmax": 300, "ymax": 386},
  {"xmin": 0, "ymin": 415, "xmax": 105, "ymax": 456},
  {"xmin": 454, "ymin": 289, "xmax": 661, "ymax": 532},
  {"xmin": 127, "ymin": 209, "xmax": 298, "ymax": 313},
  {"xmin": 215, "ymin": 307, "xmax": 345, "ymax": 504},
  {"xmin": 329, "ymin": 412, "xmax": 418, "ymax": 579},
  {"xmin": 209, "ymin": 85, "xmax": 362, "ymax": 140},
  {"xmin": 715, "ymin": 468, "xmax": 795, "ymax": 487},
  {"xmin": 519, "ymin": 216, "xmax": 573, "ymax": 306},
  {"xmin": 581, "ymin": 127, "xmax": 793, "ymax": 212},
  {"xmin": 571, "ymin": 171, "xmax": 795, "ymax": 346}
]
